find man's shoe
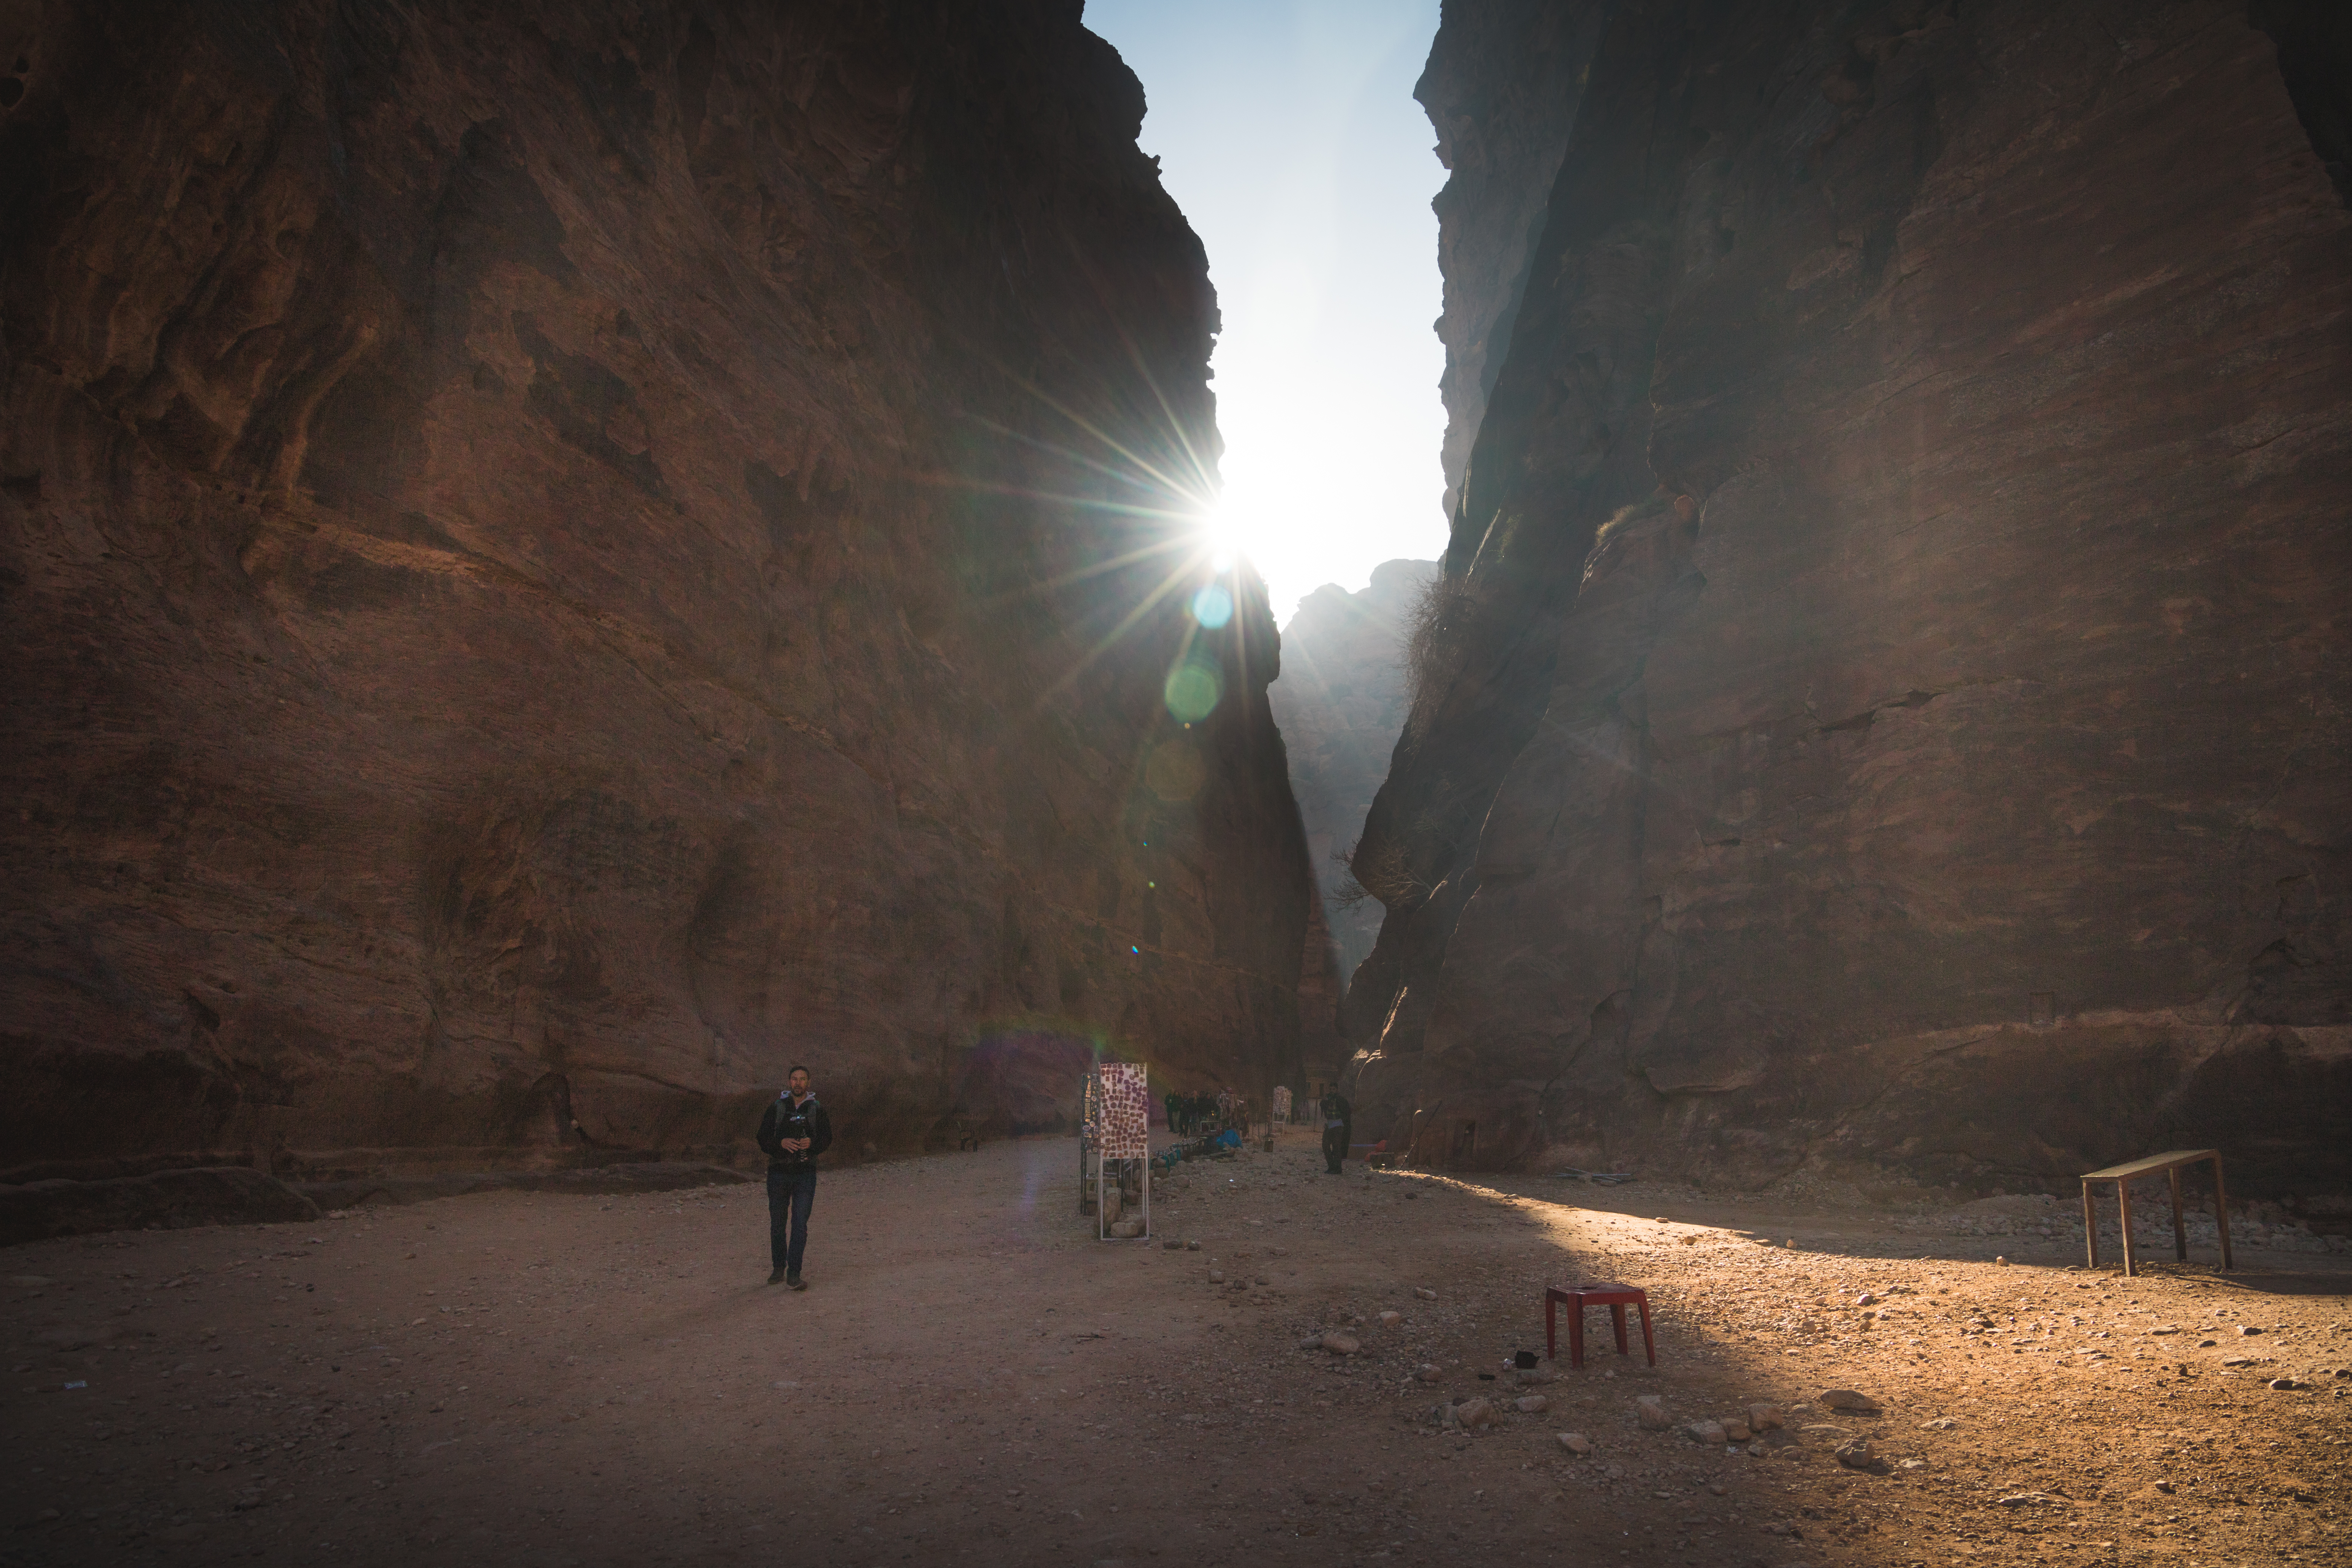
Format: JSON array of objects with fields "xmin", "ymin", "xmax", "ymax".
[
  {"xmin": 786, "ymin": 1273, "xmax": 807, "ymax": 1291},
  {"xmin": 767, "ymin": 1267, "xmax": 787, "ymax": 1285}
]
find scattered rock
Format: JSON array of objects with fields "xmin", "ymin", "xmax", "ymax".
[
  {"xmin": 1636, "ymin": 1395, "xmax": 1671, "ymax": 1430},
  {"xmin": 1108, "ymin": 1218, "xmax": 1144, "ymax": 1238},
  {"xmin": 1514, "ymin": 1395, "xmax": 1548, "ymax": 1414},
  {"xmin": 2239, "ymin": 1325, "xmax": 2263, "ymax": 1336},
  {"xmin": 1162, "ymin": 1239, "xmax": 1182, "ymax": 1250},
  {"xmin": 1919, "ymin": 1417, "xmax": 1957, "ymax": 1431},
  {"xmin": 1207, "ymin": 1270, "xmax": 1224, "ymax": 1284},
  {"xmin": 1185, "ymin": 1239, "xmax": 1201, "ymax": 1251},
  {"xmin": 1997, "ymin": 1492, "xmax": 2065, "ymax": 1508},
  {"xmin": 1685, "ymin": 1419, "xmax": 1726, "ymax": 1444},
  {"xmin": 1413, "ymin": 1364, "xmax": 1441, "ymax": 1383},
  {"xmin": 1320, "ymin": 1332, "xmax": 1361, "ymax": 1356},
  {"xmin": 1995, "ymin": 1255, "xmax": 2009, "ymax": 1265},
  {"xmin": 1514, "ymin": 1359, "xmax": 1558, "ymax": 1385},
  {"xmin": 1557, "ymin": 1432, "xmax": 1592, "ymax": 1456},
  {"xmin": 1820, "ymin": 1388, "xmax": 1882, "ymax": 1414},
  {"xmin": 1722, "ymin": 1418, "xmax": 1753, "ymax": 1442},
  {"xmin": 1297, "ymin": 1335, "xmax": 1325, "ymax": 1351},
  {"xmin": 2268, "ymin": 1377, "xmax": 2308, "ymax": 1391},
  {"xmin": 1378, "ymin": 1310, "xmax": 1400, "ymax": 1328},
  {"xmin": 1856, "ymin": 1292, "xmax": 1878, "ymax": 1306},
  {"xmin": 1455, "ymin": 1397, "xmax": 1495, "ymax": 1429},
  {"xmin": 1415, "ymin": 1287, "xmax": 1437, "ymax": 1301},
  {"xmin": 1746, "ymin": 1404, "xmax": 1783, "ymax": 1431},
  {"xmin": 1833, "ymin": 1436, "xmax": 1875, "ymax": 1470}
]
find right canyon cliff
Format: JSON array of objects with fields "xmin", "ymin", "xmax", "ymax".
[{"xmin": 1346, "ymin": 0, "xmax": 2352, "ymax": 1201}]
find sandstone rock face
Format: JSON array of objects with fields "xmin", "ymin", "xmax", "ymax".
[
  {"xmin": 1350, "ymin": 0, "xmax": 2352, "ymax": 1197},
  {"xmin": 0, "ymin": 2, "xmax": 1309, "ymax": 1167},
  {"xmin": 1268, "ymin": 559, "xmax": 1436, "ymax": 983},
  {"xmin": 1414, "ymin": 2, "xmax": 1606, "ymax": 524}
]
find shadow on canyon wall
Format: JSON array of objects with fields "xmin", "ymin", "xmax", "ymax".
[{"xmin": 1343, "ymin": 0, "xmax": 2352, "ymax": 1205}]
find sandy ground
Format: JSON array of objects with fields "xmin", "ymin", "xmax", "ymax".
[{"xmin": 3, "ymin": 1126, "xmax": 2347, "ymax": 1568}]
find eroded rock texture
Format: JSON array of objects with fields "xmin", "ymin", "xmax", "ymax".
[
  {"xmin": 0, "ymin": 0, "xmax": 1310, "ymax": 1169},
  {"xmin": 1349, "ymin": 0, "xmax": 2352, "ymax": 1197},
  {"xmin": 1416, "ymin": 0, "xmax": 1603, "ymax": 525},
  {"xmin": 1268, "ymin": 559, "xmax": 1435, "ymax": 982}
]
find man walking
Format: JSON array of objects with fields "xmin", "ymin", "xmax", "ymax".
[
  {"xmin": 756, "ymin": 1065, "xmax": 832, "ymax": 1288},
  {"xmin": 1319, "ymin": 1087, "xmax": 1352, "ymax": 1176}
]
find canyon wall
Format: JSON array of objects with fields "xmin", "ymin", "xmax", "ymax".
[
  {"xmin": 0, "ymin": 0, "xmax": 1311, "ymax": 1174},
  {"xmin": 1268, "ymin": 558, "xmax": 1435, "ymax": 983},
  {"xmin": 1348, "ymin": 0, "xmax": 2352, "ymax": 1201},
  {"xmin": 1415, "ymin": 0, "xmax": 1602, "ymax": 524}
]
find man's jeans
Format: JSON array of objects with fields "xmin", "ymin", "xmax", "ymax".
[{"xmin": 767, "ymin": 1167, "xmax": 816, "ymax": 1275}]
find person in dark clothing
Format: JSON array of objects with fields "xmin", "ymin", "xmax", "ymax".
[
  {"xmin": 1319, "ymin": 1089, "xmax": 1352, "ymax": 1175},
  {"xmin": 755, "ymin": 1065, "xmax": 833, "ymax": 1288},
  {"xmin": 1164, "ymin": 1090, "xmax": 1179, "ymax": 1137}
]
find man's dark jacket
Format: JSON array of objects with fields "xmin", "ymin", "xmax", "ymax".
[{"xmin": 756, "ymin": 1092, "xmax": 834, "ymax": 1171}]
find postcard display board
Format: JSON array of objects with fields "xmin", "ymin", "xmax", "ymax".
[{"xmin": 1087, "ymin": 1062, "xmax": 1152, "ymax": 1240}]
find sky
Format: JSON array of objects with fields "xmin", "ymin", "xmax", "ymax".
[{"xmin": 1083, "ymin": 0, "xmax": 1448, "ymax": 628}]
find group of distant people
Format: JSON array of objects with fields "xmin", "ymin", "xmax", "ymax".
[
  {"xmin": 1164, "ymin": 1089, "xmax": 1239, "ymax": 1135},
  {"xmin": 748, "ymin": 1069, "xmax": 1355, "ymax": 1291}
]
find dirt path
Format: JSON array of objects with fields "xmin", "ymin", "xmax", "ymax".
[{"xmin": 4, "ymin": 1128, "xmax": 2347, "ymax": 1566}]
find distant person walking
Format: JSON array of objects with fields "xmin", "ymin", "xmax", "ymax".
[
  {"xmin": 1319, "ymin": 1088, "xmax": 1352, "ymax": 1176},
  {"xmin": 756, "ymin": 1065, "xmax": 832, "ymax": 1288}
]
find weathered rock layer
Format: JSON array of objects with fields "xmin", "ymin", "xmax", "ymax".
[
  {"xmin": 1350, "ymin": 0, "xmax": 2352, "ymax": 1199},
  {"xmin": 0, "ymin": 0, "xmax": 1309, "ymax": 1172}
]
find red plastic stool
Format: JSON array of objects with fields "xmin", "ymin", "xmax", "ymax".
[{"xmin": 1545, "ymin": 1283, "xmax": 1654, "ymax": 1369}]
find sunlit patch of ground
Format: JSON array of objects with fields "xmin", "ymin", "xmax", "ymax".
[{"xmin": 3, "ymin": 1130, "xmax": 2344, "ymax": 1566}]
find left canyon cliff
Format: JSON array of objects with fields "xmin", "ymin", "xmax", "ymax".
[{"xmin": 0, "ymin": 0, "xmax": 1310, "ymax": 1172}]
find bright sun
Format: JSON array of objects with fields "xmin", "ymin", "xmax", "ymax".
[{"xmin": 1199, "ymin": 503, "xmax": 1250, "ymax": 573}]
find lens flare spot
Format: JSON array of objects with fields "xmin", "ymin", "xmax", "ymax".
[
  {"xmin": 1163, "ymin": 654, "xmax": 1223, "ymax": 722},
  {"xmin": 1189, "ymin": 584, "xmax": 1234, "ymax": 629}
]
